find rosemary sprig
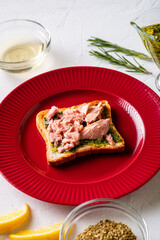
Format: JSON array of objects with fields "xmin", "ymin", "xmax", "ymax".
[
  {"xmin": 89, "ymin": 48, "xmax": 152, "ymax": 74},
  {"xmin": 88, "ymin": 37, "xmax": 151, "ymax": 60}
]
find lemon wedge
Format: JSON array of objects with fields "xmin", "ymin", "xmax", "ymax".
[
  {"xmin": 0, "ymin": 203, "xmax": 29, "ymax": 233},
  {"xmin": 9, "ymin": 222, "xmax": 63, "ymax": 240}
]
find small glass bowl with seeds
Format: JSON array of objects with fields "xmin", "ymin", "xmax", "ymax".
[{"xmin": 59, "ymin": 198, "xmax": 148, "ymax": 240}]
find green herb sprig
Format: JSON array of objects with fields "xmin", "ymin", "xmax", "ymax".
[
  {"xmin": 90, "ymin": 48, "xmax": 152, "ymax": 74},
  {"xmin": 88, "ymin": 37, "xmax": 152, "ymax": 74},
  {"xmin": 88, "ymin": 37, "xmax": 151, "ymax": 60}
]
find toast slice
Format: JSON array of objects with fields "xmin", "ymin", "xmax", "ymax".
[{"xmin": 36, "ymin": 100, "xmax": 125, "ymax": 166}]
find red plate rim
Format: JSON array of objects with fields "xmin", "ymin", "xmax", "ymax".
[{"xmin": 0, "ymin": 66, "xmax": 160, "ymax": 205}]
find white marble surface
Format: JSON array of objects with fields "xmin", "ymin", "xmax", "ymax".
[{"xmin": 0, "ymin": 0, "xmax": 160, "ymax": 239}]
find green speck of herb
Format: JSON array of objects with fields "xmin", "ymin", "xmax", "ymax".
[
  {"xmin": 58, "ymin": 111, "xmax": 63, "ymax": 114},
  {"xmin": 44, "ymin": 117, "xmax": 49, "ymax": 129},
  {"xmin": 101, "ymin": 105, "xmax": 110, "ymax": 119},
  {"xmin": 109, "ymin": 123, "xmax": 122, "ymax": 143}
]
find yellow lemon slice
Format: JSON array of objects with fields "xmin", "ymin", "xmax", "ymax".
[
  {"xmin": 0, "ymin": 203, "xmax": 29, "ymax": 233},
  {"xmin": 9, "ymin": 222, "xmax": 63, "ymax": 240}
]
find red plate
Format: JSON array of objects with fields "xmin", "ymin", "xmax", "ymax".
[{"xmin": 0, "ymin": 67, "xmax": 160, "ymax": 205}]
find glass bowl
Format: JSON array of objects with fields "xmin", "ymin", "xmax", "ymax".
[
  {"xmin": 130, "ymin": 8, "xmax": 160, "ymax": 90},
  {"xmin": 60, "ymin": 198, "xmax": 148, "ymax": 240},
  {"xmin": 0, "ymin": 19, "xmax": 51, "ymax": 71}
]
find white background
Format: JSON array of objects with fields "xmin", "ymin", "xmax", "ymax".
[{"xmin": 0, "ymin": 0, "xmax": 160, "ymax": 239}]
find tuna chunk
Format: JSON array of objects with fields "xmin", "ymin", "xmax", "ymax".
[
  {"xmin": 47, "ymin": 119, "xmax": 54, "ymax": 132},
  {"xmin": 78, "ymin": 103, "xmax": 90, "ymax": 115},
  {"xmin": 80, "ymin": 119, "xmax": 110, "ymax": 140},
  {"xmin": 50, "ymin": 132, "xmax": 62, "ymax": 147},
  {"xmin": 58, "ymin": 143, "xmax": 75, "ymax": 153},
  {"xmin": 64, "ymin": 131, "xmax": 80, "ymax": 143},
  {"xmin": 46, "ymin": 106, "xmax": 58, "ymax": 121},
  {"xmin": 106, "ymin": 133, "xmax": 115, "ymax": 146},
  {"xmin": 85, "ymin": 102, "xmax": 103, "ymax": 123},
  {"xmin": 63, "ymin": 108, "xmax": 75, "ymax": 116}
]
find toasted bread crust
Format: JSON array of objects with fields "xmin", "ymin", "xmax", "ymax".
[{"xmin": 36, "ymin": 100, "xmax": 125, "ymax": 166}]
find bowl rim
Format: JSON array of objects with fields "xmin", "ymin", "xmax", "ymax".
[
  {"xmin": 0, "ymin": 19, "xmax": 51, "ymax": 68},
  {"xmin": 60, "ymin": 198, "xmax": 149, "ymax": 240},
  {"xmin": 130, "ymin": 8, "xmax": 160, "ymax": 44}
]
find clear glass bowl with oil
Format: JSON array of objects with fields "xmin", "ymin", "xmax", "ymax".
[{"xmin": 0, "ymin": 19, "xmax": 51, "ymax": 71}]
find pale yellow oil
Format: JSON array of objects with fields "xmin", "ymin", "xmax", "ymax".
[{"xmin": 2, "ymin": 42, "xmax": 44, "ymax": 63}]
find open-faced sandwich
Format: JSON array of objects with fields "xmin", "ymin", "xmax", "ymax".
[{"xmin": 36, "ymin": 100, "xmax": 125, "ymax": 166}]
